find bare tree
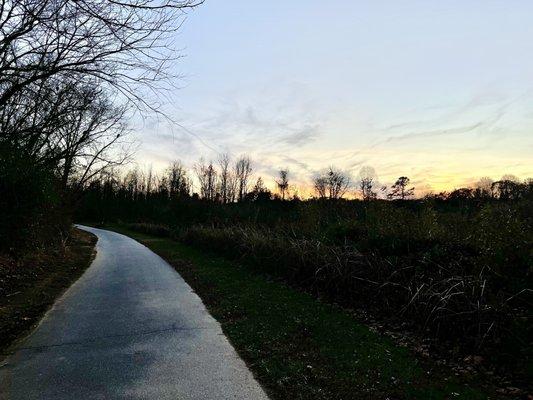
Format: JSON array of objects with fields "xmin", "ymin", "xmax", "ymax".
[
  {"xmin": 56, "ymin": 83, "xmax": 131, "ymax": 191},
  {"xmin": 0, "ymin": 0, "xmax": 202, "ymax": 248},
  {"xmin": 0, "ymin": 0, "xmax": 202, "ymax": 196},
  {"xmin": 146, "ymin": 165, "xmax": 154, "ymax": 196},
  {"xmin": 195, "ymin": 158, "xmax": 217, "ymax": 201},
  {"xmin": 313, "ymin": 176, "xmax": 328, "ymax": 199},
  {"xmin": 313, "ymin": 167, "xmax": 351, "ymax": 199},
  {"xmin": 276, "ymin": 169, "xmax": 289, "ymax": 200},
  {"xmin": 123, "ymin": 168, "xmax": 141, "ymax": 200},
  {"xmin": 234, "ymin": 155, "xmax": 252, "ymax": 202},
  {"xmin": 328, "ymin": 168, "xmax": 351, "ymax": 199},
  {"xmin": 0, "ymin": 0, "xmax": 202, "ymax": 112},
  {"xmin": 166, "ymin": 161, "xmax": 190, "ymax": 197},
  {"xmin": 218, "ymin": 153, "xmax": 233, "ymax": 203},
  {"xmin": 0, "ymin": 79, "xmax": 131, "ymax": 192},
  {"xmin": 359, "ymin": 166, "xmax": 377, "ymax": 201}
]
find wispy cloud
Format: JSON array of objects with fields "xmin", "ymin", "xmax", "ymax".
[
  {"xmin": 377, "ymin": 96, "xmax": 514, "ymax": 146},
  {"xmin": 281, "ymin": 125, "xmax": 320, "ymax": 145},
  {"xmin": 133, "ymin": 86, "xmax": 533, "ymax": 196}
]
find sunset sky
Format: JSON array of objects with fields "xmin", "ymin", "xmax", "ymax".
[{"xmin": 134, "ymin": 1, "xmax": 533, "ymax": 195}]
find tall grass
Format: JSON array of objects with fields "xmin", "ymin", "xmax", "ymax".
[
  {"xmin": 126, "ymin": 199, "xmax": 531, "ymax": 374},
  {"xmin": 180, "ymin": 224, "xmax": 523, "ymax": 346},
  {"xmin": 92, "ymin": 194, "xmax": 531, "ymax": 381}
]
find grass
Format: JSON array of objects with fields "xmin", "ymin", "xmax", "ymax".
[
  {"xmin": 0, "ymin": 228, "xmax": 96, "ymax": 355},
  {"xmin": 104, "ymin": 224, "xmax": 496, "ymax": 400}
]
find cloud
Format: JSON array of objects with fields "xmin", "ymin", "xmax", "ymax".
[
  {"xmin": 374, "ymin": 95, "xmax": 514, "ymax": 148},
  {"xmin": 281, "ymin": 125, "xmax": 320, "ymax": 145},
  {"xmin": 132, "ymin": 84, "xmax": 533, "ymax": 196},
  {"xmin": 172, "ymin": 93, "xmax": 324, "ymax": 156},
  {"xmin": 384, "ymin": 122, "xmax": 483, "ymax": 143},
  {"xmin": 280, "ymin": 156, "xmax": 312, "ymax": 172}
]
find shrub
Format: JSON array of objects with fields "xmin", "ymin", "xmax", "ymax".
[
  {"xmin": 0, "ymin": 144, "xmax": 65, "ymax": 254},
  {"xmin": 180, "ymin": 224, "xmax": 525, "ymax": 353},
  {"xmin": 126, "ymin": 222, "xmax": 173, "ymax": 238}
]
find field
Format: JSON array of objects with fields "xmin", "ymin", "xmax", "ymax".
[
  {"xmin": 79, "ymin": 191, "xmax": 532, "ymax": 396},
  {"xmin": 104, "ymin": 224, "xmax": 500, "ymax": 400}
]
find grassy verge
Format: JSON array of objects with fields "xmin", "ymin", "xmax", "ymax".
[
  {"xmin": 104, "ymin": 224, "xmax": 499, "ymax": 400},
  {"xmin": 0, "ymin": 228, "xmax": 96, "ymax": 354}
]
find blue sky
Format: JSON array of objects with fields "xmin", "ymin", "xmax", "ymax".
[{"xmin": 135, "ymin": 1, "xmax": 533, "ymax": 194}]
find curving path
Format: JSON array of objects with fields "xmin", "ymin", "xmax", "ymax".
[{"xmin": 0, "ymin": 226, "xmax": 269, "ymax": 400}]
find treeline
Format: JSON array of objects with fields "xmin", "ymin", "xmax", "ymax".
[
  {"xmin": 82, "ymin": 156, "xmax": 353, "ymax": 205},
  {"xmin": 78, "ymin": 155, "xmax": 533, "ymax": 208},
  {"xmin": 0, "ymin": 0, "xmax": 199, "ymax": 254},
  {"xmin": 77, "ymin": 161, "xmax": 532, "ymax": 379}
]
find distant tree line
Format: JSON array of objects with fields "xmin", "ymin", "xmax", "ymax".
[
  {"xmin": 74, "ymin": 154, "xmax": 533, "ymax": 230},
  {"xmin": 78, "ymin": 154, "xmax": 533, "ymax": 205},
  {"xmin": 433, "ymin": 175, "xmax": 533, "ymax": 201}
]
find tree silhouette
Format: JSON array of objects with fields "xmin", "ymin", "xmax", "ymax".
[
  {"xmin": 276, "ymin": 169, "xmax": 290, "ymax": 200},
  {"xmin": 218, "ymin": 153, "xmax": 233, "ymax": 203},
  {"xmin": 194, "ymin": 158, "xmax": 217, "ymax": 201},
  {"xmin": 491, "ymin": 176, "xmax": 523, "ymax": 200},
  {"xmin": 245, "ymin": 177, "xmax": 272, "ymax": 202},
  {"xmin": 387, "ymin": 176, "xmax": 414, "ymax": 200},
  {"xmin": 0, "ymin": 0, "xmax": 203, "ymax": 252},
  {"xmin": 166, "ymin": 161, "xmax": 190, "ymax": 198},
  {"xmin": 0, "ymin": 0, "xmax": 201, "ymax": 112},
  {"xmin": 313, "ymin": 167, "xmax": 351, "ymax": 199},
  {"xmin": 235, "ymin": 156, "xmax": 253, "ymax": 202},
  {"xmin": 475, "ymin": 177, "xmax": 494, "ymax": 198},
  {"xmin": 359, "ymin": 166, "xmax": 377, "ymax": 201}
]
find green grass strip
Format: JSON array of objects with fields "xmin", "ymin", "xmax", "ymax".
[{"xmin": 106, "ymin": 225, "xmax": 489, "ymax": 400}]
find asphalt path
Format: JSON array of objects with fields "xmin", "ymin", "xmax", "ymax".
[{"xmin": 0, "ymin": 226, "xmax": 269, "ymax": 400}]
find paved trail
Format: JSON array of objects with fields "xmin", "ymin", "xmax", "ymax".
[{"xmin": 0, "ymin": 226, "xmax": 269, "ymax": 400}]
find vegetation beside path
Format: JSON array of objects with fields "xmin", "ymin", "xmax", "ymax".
[
  {"xmin": 105, "ymin": 225, "xmax": 503, "ymax": 400},
  {"xmin": 0, "ymin": 228, "xmax": 96, "ymax": 355}
]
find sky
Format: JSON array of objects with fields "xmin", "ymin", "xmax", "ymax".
[{"xmin": 133, "ymin": 1, "xmax": 533, "ymax": 196}]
